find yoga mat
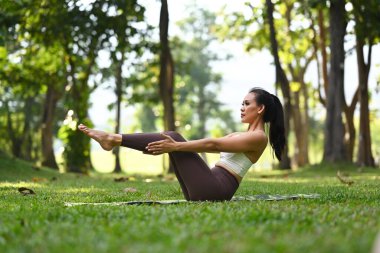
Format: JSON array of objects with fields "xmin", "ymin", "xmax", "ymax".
[{"xmin": 64, "ymin": 193, "xmax": 320, "ymax": 207}]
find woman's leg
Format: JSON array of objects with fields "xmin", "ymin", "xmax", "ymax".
[
  {"xmin": 120, "ymin": 132, "xmax": 191, "ymax": 200},
  {"xmin": 121, "ymin": 131, "xmax": 236, "ymax": 201},
  {"xmin": 78, "ymin": 124, "xmax": 237, "ymax": 201}
]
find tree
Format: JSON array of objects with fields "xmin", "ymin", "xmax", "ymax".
[
  {"xmin": 24, "ymin": 0, "xmax": 134, "ymax": 172},
  {"xmin": 99, "ymin": 0, "xmax": 150, "ymax": 173},
  {"xmin": 264, "ymin": 0, "xmax": 292, "ymax": 169},
  {"xmin": 172, "ymin": 7, "xmax": 236, "ymax": 161},
  {"xmin": 0, "ymin": 1, "xmax": 66, "ymax": 167},
  {"xmin": 323, "ymin": 0, "xmax": 347, "ymax": 162},
  {"xmin": 218, "ymin": 0, "xmax": 323, "ymax": 168},
  {"xmin": 307, "ymin": 1, "xmax": 359, "ymax": 163},
  {"xmin": 159, "ymin": 0, "xmax": 176, "ymax": 132},
  {"xmin": 159, "ymin": 0, "xmax": 176, "ymax": 173},
  {"xmin": 351, "ymin": 0, "xmax": 380, "ymax": 167}
]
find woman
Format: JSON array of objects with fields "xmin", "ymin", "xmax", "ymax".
[{"xmin": 78, "ymin": 87, "xmax": 286, "ymax": 201}]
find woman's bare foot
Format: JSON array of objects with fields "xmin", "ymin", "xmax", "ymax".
[{"xmin": 78, "ymin": 124, "xmax": 121, "ymax": 151}]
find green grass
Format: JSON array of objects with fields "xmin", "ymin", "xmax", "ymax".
[{"xmin": 1, "ymin": 153, "xmax": 380, "ymax": 253}]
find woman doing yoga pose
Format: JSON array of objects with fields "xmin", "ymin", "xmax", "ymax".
[{"xmin": 78, "ymin": 87, "xmax": 286, "ymax": 201}]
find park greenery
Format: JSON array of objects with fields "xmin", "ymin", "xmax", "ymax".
[
  {"xmin": 1, "ymin": 0, "xmax": 379, "ymax": 173},
  {"xmin": 1, "ymin": 0, "xmax": 380, "ymax": 251}
]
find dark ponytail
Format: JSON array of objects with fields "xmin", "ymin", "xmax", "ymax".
[{"xmin": 249, "ymin": 88, "xmax": 286, "ymax": 161}]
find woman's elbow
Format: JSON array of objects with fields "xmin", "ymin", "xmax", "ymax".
[{"xmin": 206, "ymin": 138, "xmax": 220, "ymax": 152}]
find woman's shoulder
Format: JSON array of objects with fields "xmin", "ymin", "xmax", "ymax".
[
  {"xmin": 228, "ymin": 131, "xmax": 268, "ymax": 145},
  {"xmin": 225, "ymin": 132, "xmax": 242, "ymax": 138},
  {"xmin": 243, "ymin": 130, "xmax": 268, "ymax": 145}
]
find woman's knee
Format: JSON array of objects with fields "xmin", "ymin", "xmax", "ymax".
[{"xmin": 163, "ymin": 131, "xmax": 185, "ymax": 141}]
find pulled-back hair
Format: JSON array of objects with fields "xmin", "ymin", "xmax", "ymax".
[{"xmin": 249, "ymin": 87, "xmax": 286, "ymax": 161}]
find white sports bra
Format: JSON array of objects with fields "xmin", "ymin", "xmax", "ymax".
[{"xmin": 216, "ymin": 152, "xmax": 253, "ymax": 178}]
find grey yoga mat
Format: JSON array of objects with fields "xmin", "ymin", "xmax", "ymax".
[{"xmin": 64, "ymin": 193, "xmax": 320, "ymax": 207}]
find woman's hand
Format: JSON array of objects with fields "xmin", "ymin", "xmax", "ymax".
[{"xmin": 146, "ymin": 133, "xmax": 179, "ymax": 155}]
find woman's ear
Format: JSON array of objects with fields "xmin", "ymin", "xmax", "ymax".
[{"xmin": 258, "ymin": 105, "xmax": 265, "ymax": 115}]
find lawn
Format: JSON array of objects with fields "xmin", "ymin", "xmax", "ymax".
[{"xmin": 1, "ymin": 152, "xmax": 380, "ymax": 253}]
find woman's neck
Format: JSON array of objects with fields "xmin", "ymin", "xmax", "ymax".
[{"xmin": 248, "ymin": 118, "xmax": 265, "ymax": 132}]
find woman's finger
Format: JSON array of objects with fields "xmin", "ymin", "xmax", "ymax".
[{"xmin": 147, "ymin": 140, "xmax": 164, "ymax": 148}]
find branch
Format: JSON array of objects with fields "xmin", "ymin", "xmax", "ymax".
[
  {"xmin": 366, "ymin": 37, "xmax": 373, "ymax": 74},
  {"xmin": 318, "ymin": 82, "xmax": 326, "ymax": 107},
  {"xmin": 288, "ymin": 63, "xmax": 296, "ymax": 79},
  {"xmin": 348, "ymin": 86, "xmax": 359, "ymax": 112}
]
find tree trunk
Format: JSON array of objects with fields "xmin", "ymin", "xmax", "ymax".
[
  {"xmin": 294, "ymin": 79, "xmax": 310, "ymax": 167},
  {"xmin": 316, "ymin": 5, "xmax": 358, "ymax": 163},
  {"xmin": 66, "ymin": 69, "xmax": 93, "ymax": 173},
  {"xmin": 343, "ymin": 88, "xmax": 359, "ymax": 162},
  {"xmin": 63, "ymin": 40, "xmax": 95, "ymax": 173},
  {"xmin": 113, "ymin": 54, "xmax": 124, "ymax": 173},
  {"xmin": 307, "ymin": 10, "xmax": 327, "ymax": 107},
  {"xmin": 5, "ymin": 100, "xmax": 22, "ymax": 158},
  {"xmin": 290, "ymin": 79, "xmax": 309, "ymax": 167},
  {"xmin": 159, "ymin": 0, "xmax": 176, "ymax": 173},
  {"xmin": 323, "ymin": 0, "xmax": 347, "ymax": 163},
  {"xmin": 265, "ymin": 0, "xmax": 291, "ymax": 169},
  {"xmin": 318, "ymin": 7, "xmax": 329, "ymax": 97},
  {"xmin": 197, "ymin": 85, "xmax": 208, "ymax": 163},
  {"xmin": 22, "ymin": 97, "xmax": 33, "ymax": 161},
  {"xmin": 292, "ymin": 90, "xmax": 304, "ymax": 166},
  {"xmin": 159, "ymin": 0, "xmax": 176, "ymax": 132},
  {"xmin": 5, "ymin": 98, "xmax": 33, "ymax": 159},
  {"xmin": 41, "ymin": 85, "xmax": 60, "ymax": 169},
  {"xmin": 356, "ymin": 37, "xmax": 375, "ymax": 166},
  {"xmin": 300, "ymin": 80, "xmax": 310, "ymax": 165}
]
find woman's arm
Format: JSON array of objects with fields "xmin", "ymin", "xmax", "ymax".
[{"xmin": 146, "ymin": 132, "xmax": 267, "ymax": 155}]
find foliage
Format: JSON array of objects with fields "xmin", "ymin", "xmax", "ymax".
[
  {"xmin": 172, "ymin": 7, "xmax": 236, "ymax": 139},
  {"xmin": 1, "ymin": 0, "xmax": 154, "ymax": 172}
]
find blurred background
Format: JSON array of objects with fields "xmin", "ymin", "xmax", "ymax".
[{"xmin": 0, "ymin": 0, "xmax": 379, "ymax": 175}]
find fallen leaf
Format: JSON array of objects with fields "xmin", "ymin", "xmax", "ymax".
[
  {"xmin": 114, "ymin": 177, "xmax": 130, "ymax": 182},
  {"xmin": 18, "ymin": 187, "xmax": 35, "ymax": 195},
  {"xmin": 259, "ymin": 173, "xmax": 290, "ymax": 179},
  {"xmin": 336, "ymin": 171, "xmax": 354, "ymax": 186},
  {"xmin": 32, "ymin": 177, "xmax": 48, "ymax": 182},
  {"xmin": 161, "ymin": 175, "xmax": 176, "ymax": 182},
  {"xmin": 144, "ymin": 178, "xmax": 153, "ymax": 183},
  {"xmin": 123, "ymin": 187, "xmax": 137, "ymax": 193}
]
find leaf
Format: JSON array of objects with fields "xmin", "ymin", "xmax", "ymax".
[
  {"xmin": 18, "ymin": 187, "xmax": 35, "ymax": 195},
  {"xmin": 123, "ymin": 187, "xmax": 137, "ymax": 193},
  {"xmin": 32, "ymin": 177, "xmax": 48, "ymax": 182},
  {"xmin": 336, "ymin": 171, "xmax": 354, "ymax": 186},
  {"xmin": 161, "ymin": 175, "xmax": 176, "ymax": 182},
  {"xmin": 114, "ymin": 177, "xmax": 130, "ymax": 182}
]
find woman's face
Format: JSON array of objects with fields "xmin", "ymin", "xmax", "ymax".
[{"xmin": 240, "ymin": 92, "xmax": 264, "ymax": 124}]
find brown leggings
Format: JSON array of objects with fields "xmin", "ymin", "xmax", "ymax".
[{"xmin": 121, "ymin": 131, "xmax": 239, "ymax": 201}]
